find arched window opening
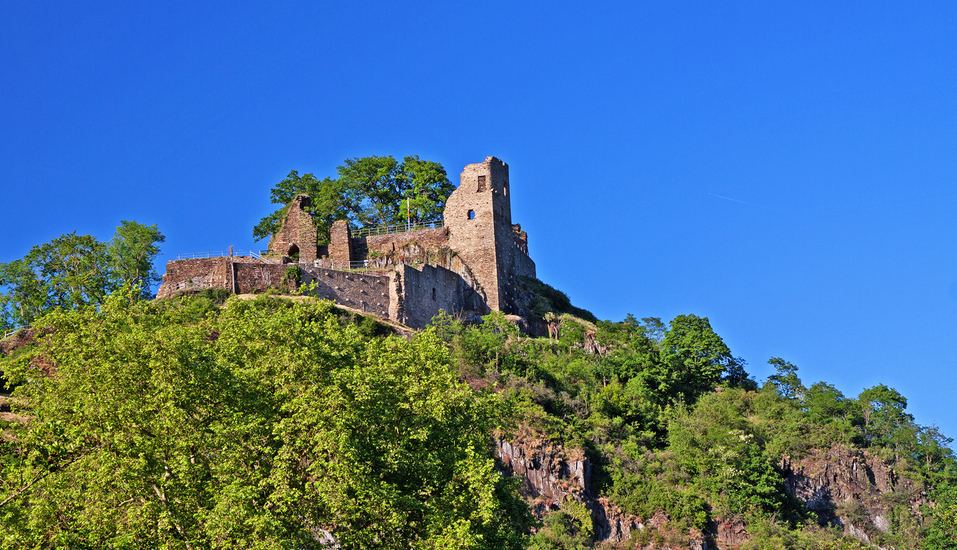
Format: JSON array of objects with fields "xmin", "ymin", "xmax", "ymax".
[
  {"xmin": 287, "ymin": 244, "xmax": 300, "ymax": 261},
  {"xmin": 468, "ymin": 210, "xmax": 475, "ymax": 220}
]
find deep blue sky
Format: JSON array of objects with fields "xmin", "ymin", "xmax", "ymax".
[{"xmin": 3, "ymin": 2, "xmax": 957, "ymax": 437}]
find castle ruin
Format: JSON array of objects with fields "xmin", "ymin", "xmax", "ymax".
[{"xmin": 156, "ymin": 157, "xmax": 536, "ymax": 329}]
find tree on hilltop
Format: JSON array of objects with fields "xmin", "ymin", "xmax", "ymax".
[
  {"xmin": 253, "ymin": 155, "xmax": 455, "ymax": 244},
  {"xmin": 0, "ymin": 221, "xmax": 165, "ymax": 330}
]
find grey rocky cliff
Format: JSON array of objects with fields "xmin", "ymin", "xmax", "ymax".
[
  {"xmin": 782, "ymin": 444, "xmax": 927, "ymax": 545},
  {"xmin": 496, "ymin": 435, "xmax": 922, "ymax": 549}
]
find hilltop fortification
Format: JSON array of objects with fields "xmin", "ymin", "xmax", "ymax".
[{"xmin": 156, "ymin": 156, "xmax": 536, "ymax": 329}]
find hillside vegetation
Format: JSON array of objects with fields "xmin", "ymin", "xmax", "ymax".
[{"xmin": 1, "ymin": 288, "xmax": 956, "ymax": 549}]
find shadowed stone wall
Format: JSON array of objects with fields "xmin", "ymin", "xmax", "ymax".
[
  {"xmin": 300, "ymin": 267, "xmax": 391, "ymax": 318},
  {"xmin": 392, "ymin": 263, "xmax": 488, "ymax": 329}
]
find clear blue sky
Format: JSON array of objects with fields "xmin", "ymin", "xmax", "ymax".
[{"xmin": 3, "ymin": 2, "xmax": 957, "ymax": 437}]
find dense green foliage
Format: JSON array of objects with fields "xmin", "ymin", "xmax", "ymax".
[
  {"xmin": 253, "ymin": 156, "xmax": 455, "ymax": 243},
  {"xmin": 2, "ymin": 244, "xmax": 955, "ymax": 548},
  {"xmin": 0, "ymin": 293, "xmax": 532, "ymax": 548},
  {"xmin": 0, "ymin": 221, "xmax": 165, "ymax": 330},
  {"xmin": 430, "ymin": 311, "xmax": 957, "ymax": 549},
  {"xmin": 517, "ymin": 277, "xmax": 597, "ymax": 324}
]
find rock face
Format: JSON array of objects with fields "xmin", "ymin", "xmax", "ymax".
[
  {"xmin": 0, "ymin": 328, "xmax": 36, "ymax": 357},
  {"xmin": 494, "ymin": 435, "xmax": 669, "ymax": 544},
  {"xmin": 495, "ymin": 437, "xmax": 590, "ymax": 507},
  {"xmin": 495, "ymin": 435, "xmax": 922, "ymax": 549},
  {"xmin": 782, "ymin": 445, "xmax": 926, "ymax": 544}
]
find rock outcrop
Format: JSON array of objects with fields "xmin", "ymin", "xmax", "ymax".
[
  {"xmin": 782, "ymin": 445, "xmax": 926, "ymax": 545},
  {"xmin": 496, "ymin": 434, "xmax": 923, "ymax": 548}
]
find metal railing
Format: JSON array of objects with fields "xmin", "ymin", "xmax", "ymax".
[
  {"xmin": 307, "ymin": 259, "xmax": 389, "ymax": 271},
  {"xmin": 352, "ymin": 219, "xmax": 444, "ymax": 238},
  {"xmin": 175, "ymin": 249, "xmax": 270, "ymax": 261},
  {"xmin": 2, "ymin": 326, "xmax": 27, "ymax": 340}
]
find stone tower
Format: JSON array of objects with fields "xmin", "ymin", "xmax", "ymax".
[{"xmin": 445, "ymin": 156, "xmax": 536, "ymax": 313}]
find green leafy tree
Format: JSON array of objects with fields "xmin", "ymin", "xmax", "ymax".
[
  {"xmin": 0, "ymin": 221, "xmax": 165, "ymax": 330},
  {"xmin": 252, "ymin": 170, "xmax": 347, "ymax": 244},
  {"xmin": 529, "ymin": 503, "xmax": 593, "ymax": 550},
  {"xmin": 803, "ymin": 381, "xmax": 853, "ymax": 425},
  {"xmin": 767, "ymin": 357, "xmax": 805, "ymax": 400},
  {"xmin": 668, "ymin": 389, "xmax": 789, "ymax": 518},
  {"xmin": 659, "ymin": 314, "xmax": 737, "ymax": 402},
  {"xmin": 0, "ymin": 294, "xmax": 532, "ymax": 548},
  {"xmin": 253, "ymin": 155, "xmax": 455, "ymax": 243},
  {"xmin": 858, "ymin": 384, "xmax": 913, "ymax": 449},
  {"xmin": 0, "ymin": 232, "xmax": 109, "ymax": 329},
  {"xmin": 106, "ymin": 220, "xmax": 166, "ymax": 299}
]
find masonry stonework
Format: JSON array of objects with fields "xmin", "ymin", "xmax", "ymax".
[
  {"xmin": 444, "ymin": 157, "xmax": 535, "ymax": 314},
  {"xmin": 157, "ymin": 156, "xmax": 536, "ymax": 329},
  {"xmin": 267, "ymin": 194, "xmax": 318, "ymax": 263},
  {"xmin": 329, "ymin": 220, "xmax": 353, "ymax": 264}
]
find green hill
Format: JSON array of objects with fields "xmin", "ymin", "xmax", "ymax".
[{"xmin": 1, "ymin": 290, "xmax": 955, "ymax": 549}]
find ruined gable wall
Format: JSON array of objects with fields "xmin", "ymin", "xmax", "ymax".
[{"xmin": 268, "ymin": 194, "xmax": 318, "ymax": 262}]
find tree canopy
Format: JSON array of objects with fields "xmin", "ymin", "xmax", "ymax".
[
  {"xmin": 0, "ymin": 220, "xmax": 165, "ymax": 330},
  {"xmin": 2, "ymin": 245, "xmax": 956, "ymax": 548},
  {"xmin": 253, "ymin": 156, "xmax": 455, "ymax": 242},
  {"xmin": 0, "ymin": 293, "xmax": 532, "ymax": 548},
  {"xmin": 253, "ymin": 155, "xmax": 455, "ymax": 244}
]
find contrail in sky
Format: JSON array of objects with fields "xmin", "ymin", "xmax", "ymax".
[{"xmin": 708, "ymin": 193, "xmax": 768, "ymax": 209}]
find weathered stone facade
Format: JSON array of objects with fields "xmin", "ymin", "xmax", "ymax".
[
  {"xmin": 445, "ymin": 157, "xmax": 537, "ymax": 313},
  {"xmin": 267, "ymin": 194, "xmax": 318, "ymax": 263},
  {"xmin": 156, "ymin": 156, "xmax": 536, "ymax": 329}
]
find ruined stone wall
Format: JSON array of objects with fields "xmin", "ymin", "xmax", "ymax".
[
  {"xmin": 496, "ymin": 233, "xmax": 537, "ymax": 315},
  {"xmin": 445, "ymin": 157, "xmax": 506, "ymax": 311},
  {"xmin": 300, "ymin": 267, "xmax": 391, "ymax": 318},
  {"xmin": 233, "ymin": 263, "xmax": 293, "ymax": 294},
  {"xmin": 329, "ymin": 220, "xmax": 352, "ymax": 264},
  {"xmin": 393, "ymin": 263, "xmax": 488, "ymax": 329},
  {"xmin": 157, "ymin": 156, "xmax": 535, "ymax": 326},
  {"xmin": 157, "ymin": 258, "xmax": 227, "ymax": 297},
  {"xmin": 156, "ymin": 257, "xmax": 282, "ymax": 297},
  {"xmin": 267, "ymin": 194, "xmax": 318, "ymax": 262},
  {"xmin": 355, "ymin": 226, "xmax": 450, "ymax": 260}
]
